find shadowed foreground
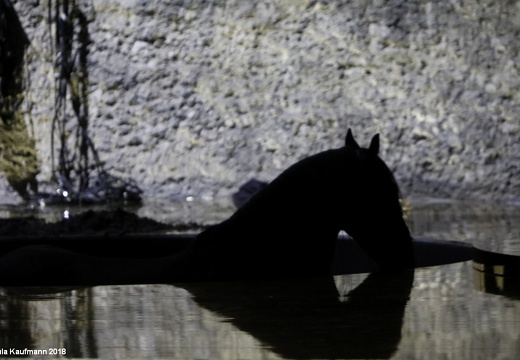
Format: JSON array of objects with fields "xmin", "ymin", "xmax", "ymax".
[{"xmin": 0, "ymin": 233, "xmax": 472, "ymax": 286}]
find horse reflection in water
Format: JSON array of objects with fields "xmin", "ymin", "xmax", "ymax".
[
  {"xmin": 180, "ymin": 270, "xmax": 415, "ymax": 359},
  {"xmin": 0, "ymin": 129, "xmax": 414, "ymax": 285}
]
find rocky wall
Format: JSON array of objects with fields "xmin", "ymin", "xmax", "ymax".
[{"xmin": 3, "ymin": 0, "xmax": 520, "ymax": 203}]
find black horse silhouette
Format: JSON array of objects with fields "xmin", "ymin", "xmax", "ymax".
[
  {"xmin": 0, "ymin": 129, "xmax": 414, "ymax": 285},
  {"xmin": 182, "ymin": 128, "xmax": 414, "ymax": 282}
]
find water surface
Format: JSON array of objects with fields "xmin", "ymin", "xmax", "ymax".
[
  {"xmin": 1, "ymin": 262, "xmax": 519, "ymax": 359},
  {"xmin": 0, "ymin": 197, "xmax": 519, "ymax": 359}
]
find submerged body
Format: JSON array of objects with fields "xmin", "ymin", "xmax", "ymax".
[{"xmin": 0, "ymin": 130, "xmax": 414, "ymax": 285}]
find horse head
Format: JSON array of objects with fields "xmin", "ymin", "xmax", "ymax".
[{"xmin": 339, "ymin": 129, "xmax": 414, "ymax": 270}]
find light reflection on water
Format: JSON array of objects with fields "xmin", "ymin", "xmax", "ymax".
[
  {"xmin": 0, "ymin": 197, "xmax": 519, "ymax": 359},
  {"xmin": 407, "ymin": 197, "xmax": 520, "ymax": 256},
  {"xmin": 0, "ymin": 196, "xmax": 235, "ymax": 228},
  {"xmin": 0, "ymin": 284, "xmax": 279, "ymax": 359}
]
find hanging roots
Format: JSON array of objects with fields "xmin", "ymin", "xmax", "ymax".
[{"xmin": 43, "ymin": 0, "xmax": 142, "ymax": 204}]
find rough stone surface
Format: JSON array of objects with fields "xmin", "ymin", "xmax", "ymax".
[{"xmin": 3, "ymin": 0, "xmax": 520, "ymax": 203}]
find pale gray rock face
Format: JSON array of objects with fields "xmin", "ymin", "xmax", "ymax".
[{"xmin": 3, "ymin": 0, "xmax": 520, "ymax": 203}]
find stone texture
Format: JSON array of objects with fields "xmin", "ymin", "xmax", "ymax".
[{"xmin": 3, "ymin": 0, "xmax": 520, "ymax": 203}]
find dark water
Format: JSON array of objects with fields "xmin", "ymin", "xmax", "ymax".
[{"xmin": 0, "ymin": 197, "xmax": 519, "ymax": 359}]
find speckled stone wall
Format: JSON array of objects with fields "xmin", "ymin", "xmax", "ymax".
[{"xmin": 3, "ymin": 0, "xmax": 520, "ymax": 203}]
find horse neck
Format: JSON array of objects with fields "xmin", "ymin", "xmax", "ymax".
[
  {"xmin": 201, "ymin": 147, "xmax": 352, "ymax": 240},
  {"xmin": 230, "ymin": 175, "xmax": 345, "ymax": 237},
  {"xmin": 222, "ymin": 194, "xmax": 343, "ymax": 240}
]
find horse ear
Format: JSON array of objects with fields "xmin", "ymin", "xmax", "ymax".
[
  {"xmin": 345, "ymin": 128, "xmax": 360, "ymax": 149},
  {"xmin": 368, "ymin": 133, "xmax": 380, "ymax": 155}
]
